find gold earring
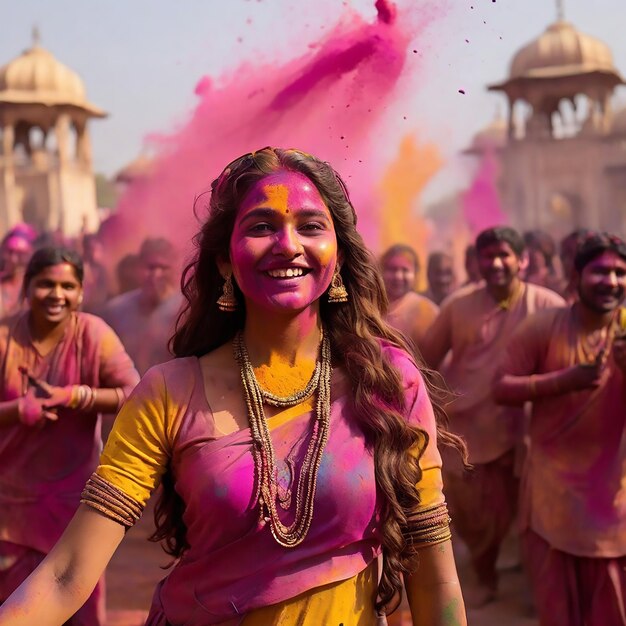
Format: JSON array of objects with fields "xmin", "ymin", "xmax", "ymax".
[
  {"xmin": 328, "ymin": 268, "xmax": 348, "ymax": 303},
  {"xmin": 217, "ymin": 274, "xmax": 238, "ymax": 312}
]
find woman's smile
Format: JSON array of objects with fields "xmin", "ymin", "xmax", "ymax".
[{"xmin": 228, "ymin": 170, "xmax": 338, "ymax": 313}]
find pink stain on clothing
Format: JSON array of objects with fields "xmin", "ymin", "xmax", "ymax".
[{"xmin": 103, "ymin": 1, "xmax": 444, "ymax": 257}]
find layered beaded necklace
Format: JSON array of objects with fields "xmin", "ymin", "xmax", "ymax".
[{"xmin": 233, "ymin": 329, "xmax": 332, "ymax": 548}]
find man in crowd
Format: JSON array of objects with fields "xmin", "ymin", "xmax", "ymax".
[
  {"xmin": 380, "ymin": 244, "xmax": 439, "ymax": 355},
  {"xmin": 80, "ymin": 234, "xmax": 111, "ymax": 314},
  {"xmin": 421, "ymin": 226, "xmax": 564, "ymax": 605},
  {"xmin": 462, "ymin": 244, "xmax": 482, "ymax": 287},
  {"xmin": 422, "ymin": 251, "xmax": 456, "ymax": 305},
  {"xmin": 494, "ymin": 232, "xmax": 626, "ymax": 626},
  {"xmin": 102, "ymin": 237, "xmax": 183, "ymax": 375}
]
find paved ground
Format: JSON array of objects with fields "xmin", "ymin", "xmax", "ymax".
[{"xmin": 104, "ymin": 507, "xmax": 539, "ymax": 626}]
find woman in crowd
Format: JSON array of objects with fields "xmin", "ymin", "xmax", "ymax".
[
  {"xmin": 0, "ymin": 247, "xmax": 140, "ymax": 626},
  {"xmin": 380, "ymin": 244, "xmax": 439, "ymax": 355},
  {"xmin": 0, "ymin": 148, "xmax": 466, "ymax": 626}
]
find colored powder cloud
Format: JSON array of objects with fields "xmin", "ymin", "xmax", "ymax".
[
  {"xmin": 378, "ymin": 133, "xmax": 442, "ymax": 257},
  {"xmin": 461, "ymin": 148, "xmax": 507, "ymax": 236},
  {"xmin": 102, "ymin": 0, "xmax": 446, "ymax": 260}
]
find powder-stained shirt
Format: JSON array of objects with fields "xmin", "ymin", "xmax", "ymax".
[
  {"xmin": 95, "ymin": 343, "xmax": 445, "ymax": 625},
  {"xmin": 500, "ymin": 305, "xmax": 626, "ymax": 557},
  {"xmin": 385, "ymin": 291, "xmax": 439, "ymax": 355},
  {"xmin": 0, "ymin": 312, "xmax": 139, "ymax": 553},
  {"xmin": 422, "ymin": 281, "xmax": 565, "ymax": 464}
]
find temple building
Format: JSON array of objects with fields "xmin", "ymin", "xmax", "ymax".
[
  {"xmin": 470, "ymin": 9, "xmax": 626, "ymax": 238},
  {"xmin": 0, "ymin": 31, "xmax": 106, "ymax": 236}
]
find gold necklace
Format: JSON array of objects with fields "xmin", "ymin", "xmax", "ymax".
[
  {"xmin": 577, "ymin": 310, "xmax": 619, "ymax": 364},
  {"xmin": 233, "ymin": 330, "xmax": 332, "ymax": 548}
]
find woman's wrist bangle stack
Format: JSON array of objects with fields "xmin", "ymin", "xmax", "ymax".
[{"xmin": 70, "ymin": 385, "xmax": 97, "ymax": 411}]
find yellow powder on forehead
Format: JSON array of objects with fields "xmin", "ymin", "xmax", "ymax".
[
  {"xmin": 254, "ymin": 358, "xmax": 316, "ymax": 398},
  {"xmin": 263, "ymin": 183, "xmax": 289, "ymax": 213}
]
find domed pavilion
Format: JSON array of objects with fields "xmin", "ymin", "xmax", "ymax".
[
  {"xmin": 477, "ymin": 5, "xmax": 626, "ymax": 238},
  {"xmin": 0, "ymin": 30, "xmax": 106, "ymax": 236}
]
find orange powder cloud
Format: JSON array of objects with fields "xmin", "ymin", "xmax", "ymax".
[{"xmin": 377, "ymin": 135, "xmax": 443, "ymax": 274}]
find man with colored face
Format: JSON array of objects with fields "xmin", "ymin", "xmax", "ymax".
[
  {"xmin": 421, "ymin": 226, "xmax": 565, "ymax": 605},
  {"xmin": 380, "ymin": 244, "xmax": 438, "ymax": 355},
  {"xmin": 102, "ymin": 238, "xmax": 183, "ymax": 375},
  {"xmin": 494, "ymin": 232, "xmax": 626, "ymax": 626}
]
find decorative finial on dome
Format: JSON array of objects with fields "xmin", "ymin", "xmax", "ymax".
[
  {"xmin": 556, "ymin": 0, "xmax": 565, "ymax": 21},
  {"xmin": 32, "ymin": 24, "xmax": 41, "ymax": 47}
]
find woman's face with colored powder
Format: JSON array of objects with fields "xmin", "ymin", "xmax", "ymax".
[
  {"xmin": 26, "ymin": 263, "xmax": 83, "ymax": 327},
  {"xmin": 382, "ymin": 253, "xmax": 416, "ymax": 301},
  {"xmin": 228, "ymin": 170, "xmax": 338, "ymax": 314}
]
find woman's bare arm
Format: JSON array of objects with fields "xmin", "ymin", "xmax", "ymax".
[
  {"xmin": 0, "ymin": 505, "xmax": 125, "ymax": 626},
  {"xmin": 405, "ymin": 540, "xmax": 467, "ymax": 626}
]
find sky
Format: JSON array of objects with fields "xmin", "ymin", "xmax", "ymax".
[{"xmin": 2, "ymin": 0, "xmax": 626, "ymax": 205}]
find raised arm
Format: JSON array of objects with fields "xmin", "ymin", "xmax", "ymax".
[
  {"xmin": 494, "ymin": 362, "xmax": 606, "ymax": 405},
  {"xmin": 0, "ymin": 507, "xmax": 124, "ymax": 626},
  {"xmin": 493, "ymin": 312, "xmax": 607, "ymax": 406}
]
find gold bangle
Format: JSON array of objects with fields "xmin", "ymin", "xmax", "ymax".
[
  {"xmin": 114, "ymin": 387, "xmax": 125, "ymax": 412},
  {"xmin": 68, "ymin": 385, "xmax": 81, "ymax": 409}
]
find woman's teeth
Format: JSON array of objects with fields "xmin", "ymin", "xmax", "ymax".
[{"xmin": 267, "ymin": 268, "xmax": 305, "ymax": 278}]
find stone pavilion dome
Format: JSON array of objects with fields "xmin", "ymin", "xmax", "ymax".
[
  {"xmin": 510, "ymin": 20, "xmax": 617, "ymax": 80},
  {"xmin": 0, "ymin": 37, "xmax": 105, "ymax": 117}
]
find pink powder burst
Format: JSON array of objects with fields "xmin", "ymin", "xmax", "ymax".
[{"xmin": 103, "ymin": 1, "xmax": 445, "ymax": 259}]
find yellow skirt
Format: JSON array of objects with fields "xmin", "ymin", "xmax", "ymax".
[{"xmin": 236, "ymin": 560, "xmax": 380, "ymax": 626}]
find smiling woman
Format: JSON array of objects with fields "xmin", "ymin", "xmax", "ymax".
[
  {"xmin": 0, "ymin": 150, "xmax": 467, "ymax": 626},
  {"xmin": 0, "ymin": 247, "xmax": 140, "ymax": 626}
]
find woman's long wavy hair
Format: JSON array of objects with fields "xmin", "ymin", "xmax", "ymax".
[{"xmin": 150, "ymin": 147, "xmax": 466, "ymax": 613}]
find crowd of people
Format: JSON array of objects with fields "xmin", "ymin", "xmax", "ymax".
[
  {"xmin": 0, "ymin": 146, "xmax": 622, "ymax": 626},
  {"xmin": 381, "ymin": 226, "xmax": 626, "ymax": 626}
]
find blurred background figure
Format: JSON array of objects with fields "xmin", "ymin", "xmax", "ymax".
[
  {"xmin": 102, "ymin": 237, "xmax": 182, "ymax": 375},
  {"xmin": 559, "ymin": 229, "xmax": 592, "ymax": 303},
  {"xmin": 380, "ymin": 244, "xmax": 438, "ymax": 354},
  {"xmin": 0, "ymin": 228, "xmax": 35, "ymax": 319},
  {"xmin": 115, "ymin": 253, "xmax": 143, "ymax": 295},
  {"xmin": 523, "ymin": 230, "xmax": 563, "ymax": 293},
  {"xmin": 0, "ymin": 246, "xmax": 139, "ymax": 626},
  {"xmin": 80, "ymin": 234, "xmax": 111, "ymax": 314},
  {"xmin": 423, "ymin": 251, "xmax": 456, "ymax": 305},
  {"xmin": 463, "ymin": 244, "xmax": 482, "ymax": 287}
]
